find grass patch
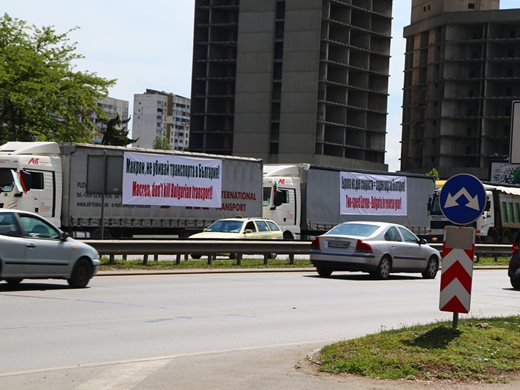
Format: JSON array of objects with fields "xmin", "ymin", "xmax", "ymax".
[
  {"xmin": 475, "ymin": 256, "xmax": 509, "ymax": 266},
  {"xmin": 100, "ymin": 257, "xmax": 312, "ymax": 270},
  {"xmin": 313, "ymin": 316, "xmax": 520, "ymax": 383}
]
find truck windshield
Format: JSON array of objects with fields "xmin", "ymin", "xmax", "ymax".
[
  {"xmin": 262, "ymin": 187, "xmax": 271, "ymax": 207},
  {"xmin": 0, "ymin": 168, "xmax": 14, "ymax": 193}
]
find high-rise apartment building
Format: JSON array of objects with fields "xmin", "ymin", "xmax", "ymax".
[
  {"xmin": 132, "ymin": 89, "xmax": 190, "ymax": 150},
  {"xmin": 190, "ymin": 0, "xmax": 392, "ymax": 170},
  {"xmin": 91, "ymin": 97, "xmax": 129, "ymax": 144},
  {"xmin": 401, "ymin": 0, "xmax": 520, "ymax": 179}
]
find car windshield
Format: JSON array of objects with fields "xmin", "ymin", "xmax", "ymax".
[
  {"xmin": 0, "ymin": 168, "xmax": 14, "ymax": 193},
  {"xmin": 327, "ymin": 223, "xmax": 379, "ymax": 237},
  {"xmin": 205, "ymin": 220, "xmax": 244, "ymax": 233}
]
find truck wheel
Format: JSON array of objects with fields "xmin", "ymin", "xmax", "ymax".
[
  {"xmin": 5, "ymin": 278, "xmax": 23, "ymax": 286},
  {"xmin": 68, "ymin": 258, "xmax": 93, "ymax": 288},
  {"xmin": 422, "ymin": 256, "xmax": 439, "ymax": 279},
  {"xmin": 372, "ymin": 256, "xmax": 391, "ymax": 280},
  {"xmin": 283, "ymin": 231, "xmax": 294, "ymax": 240},
  {"xmin": 317, "ymin": 267, "xmax": 332, "ymax": 277},
  {"xmin": 511, "ymin": 277, "xmax": 520, "ymax": 290},
  {"xmin": 502, "ymin": 230, "xmax": 513, "ymax": 244},
  {"xmin": 486, "ymin": 229, "xmax": 498, "ymax": 243},
  {"xmin": 190, "ymin": 254, "xmax": 202, "ymax": 260}
]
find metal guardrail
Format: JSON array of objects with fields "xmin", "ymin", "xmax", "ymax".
[
  {"xmin": 84, "ymin": 240, "xmax": 512, "ymax": 266},
  {"xmin": 84, "ymin": 239, "xmax": 311, "ymax": 265}
]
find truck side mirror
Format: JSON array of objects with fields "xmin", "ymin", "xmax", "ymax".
[
  {"xmin": 273, "ymin": 190, "xmax": 284, "ymax": 208},
  {"xmin": 20, "ymin": 170, "xmax": 32, "ymax": 191}
]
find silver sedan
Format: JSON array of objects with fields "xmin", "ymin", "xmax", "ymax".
[
  {"xmin": 0, "ymin": 209, "xmax": 100, "ymax": 288},
  {"xmin": 310, "ymin": 221, "xmax": 440, "ymax": 279}
]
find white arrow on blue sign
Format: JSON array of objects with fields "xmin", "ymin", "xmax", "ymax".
[{"xmin": 439, "ymin": 174, "xmax": 486, "ymax": 225}]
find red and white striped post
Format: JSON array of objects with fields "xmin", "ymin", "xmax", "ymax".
[{"xmin": 439, "ymin": 226, "xmax": 475, "ymax": 328}]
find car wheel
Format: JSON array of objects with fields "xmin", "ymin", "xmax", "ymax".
[
  {"xmin": 68, "ymin": 258, "xmax": 93, "ymax": 288},
  {"xmin": 422, "ymin": 256, "xmax": 439, "ymax": 279},
  {"xmin": 5, "ymin": 278, "xmax": 23, "ymax": 286},
  {"xmin": 511, "ymin": 277, "xmax": 520, "ymax": 290},
  {"xmin": 190, "ymin": 254, "xmax": 202, "ymax": 260},
  {"xmin": 317, "ymin": 267, "xmax": 332, "ymax": 277},
  {"xmin": 373, "ymin": 256, "xmax": 391, "ymax": 280}
]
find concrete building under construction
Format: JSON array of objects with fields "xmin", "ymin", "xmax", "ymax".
[
  {"xmin": 401, "ymin": 0, "xmax": 520, "ymax": 179},
  {"xmin": 190, "ymin": 0, "xmax": 393, "ymax": 171}
]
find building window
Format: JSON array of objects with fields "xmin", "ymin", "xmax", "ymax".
[{"xmin": 468, "ymin": 3, "xmax": 475, "ymax": 9}]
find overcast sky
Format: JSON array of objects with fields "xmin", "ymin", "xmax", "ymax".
[{"xmin": 2, "ymin": 0, "xmax": 519, "ymax": 172}]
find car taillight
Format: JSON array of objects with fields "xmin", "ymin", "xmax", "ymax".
[
  {"xmin": 513, "ymin": 242, "xmax": 519, "ymax": 255},
  {"xmin": 355, "ymin": 240, "xmax": 372, "ymax": 253},
  {"xmin": 311, "ymin": 237, "xmax": 320, "ymax": 249}
]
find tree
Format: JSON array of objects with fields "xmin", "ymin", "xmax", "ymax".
[
  {"xmin": 100, "ymin": 114, "xmax": 138, "ymax": 146},
  {"xmin": 0, "ymin": 14, "xmax": 115, "ymax": 144},
  {"xmin": 153, "ymin": 136, "xmax": 172, "ymax": 150},
  {"xmin": 426, "ymin": 168, "xmax": 440, "ymax": 181}
]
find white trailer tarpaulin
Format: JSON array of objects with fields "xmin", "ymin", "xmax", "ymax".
[
  {"xmin": 122, "ymin": 152, "xmax": 222, "ymax": 207},
  {"xmin": 340, "ymin": 172, "xmax": 407, "ymax": 216}
]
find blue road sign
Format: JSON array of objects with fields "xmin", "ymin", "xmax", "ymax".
[{"xmin": 440, "ymin": 174, "xmax": 486, "ymax": 225}]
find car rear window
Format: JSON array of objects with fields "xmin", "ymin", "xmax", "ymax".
[
  {"xmin": 327, "ymin": 223, "xmax": 379, "ymax": 237},
  {"xmin": 256, "ymin": 221, "xmax": 269, "ymax": 232}
]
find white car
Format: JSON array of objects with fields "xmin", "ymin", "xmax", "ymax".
[
  {"xmin": 0, "ymin": 209, "xmax": 100, "ymax": 288},
  {"xmin": 310, "ymin": 221, "xmax": 440, "ymax": 279}
]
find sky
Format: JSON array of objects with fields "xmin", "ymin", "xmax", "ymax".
[{"xmin": 2, "ymin": 0, "xmax": 519, "ymax": 172}]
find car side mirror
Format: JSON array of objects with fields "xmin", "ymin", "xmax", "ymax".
[
  {"xmin": 419, "ymin": 238, "xmax": 427, "ymax": 245},
  {"xmin": 59, "ymin": 231, "xmax": 70, "ymax": 241}
]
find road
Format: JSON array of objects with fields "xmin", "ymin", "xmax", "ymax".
[{"xmin": 0, "ymin": 269, "xmax": 518, "ymax": 389}]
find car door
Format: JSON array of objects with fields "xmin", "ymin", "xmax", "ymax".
[
  {"xmin": 383, "ymin": 226, "xmax": 409, "ymax": 270},
  {"xmin": 0, "ymin": 212, "xmax": 27, "ymax": 277},
  {"xmin": 243, "ymin": 221, "xmax": 260, "ymax": 239},
  {"xmin": 254, "ymin": 220, "xmax": 272, "ymax": 239},
  {"xmin": 18, "ymin": 213, "xmax": 71, "ymax": 277},
  {"xmin": 397, "ymin": 226, "xmax": 427, "ymax": 271}
]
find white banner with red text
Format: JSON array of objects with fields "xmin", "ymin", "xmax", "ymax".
[
  {"xmin": 122, "ymin": 152, "xmax": 222, "ymax": 207},
  {"xmin": 339, "ymin": 172, "xmax": 407, "ymax": 216}
]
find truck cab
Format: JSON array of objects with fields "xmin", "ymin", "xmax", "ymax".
[
  {"xmin": 262, "ymin": 165, "xmax": 301, "ymax": 240},
  {"xmin": 0, "ymin": 142, "xmax": 62, "ymax": 227}
]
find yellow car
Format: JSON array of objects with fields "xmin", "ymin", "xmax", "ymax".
[
  {"xmin": 190, "ymin": 218, "xmax": 283, "ymax": 240},
  {"xmin": 189, "ymin": 218, "xmax": 283, "ymax": 259}
]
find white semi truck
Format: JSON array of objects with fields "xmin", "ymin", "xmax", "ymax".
[
  {"xmin": 428, "ymin": 182, "xmax": 520, "ymax": 243},
  {"xmin": 0, "ymin": 142, "xmax": 262, "ymax": 238},
  {"xmin": 262, "ymin": 164, "xmax": 435, "ymax": 240}
]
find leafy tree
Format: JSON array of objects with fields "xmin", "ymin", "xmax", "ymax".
[
  {"xmin": 153, "ymin": 136, "xmax": 172, "ymax": 150},
  {"xmin": 426, "ymin": 168, "xmax": 440, "ymax": 181},
  {"xmin": 0, "ymin": 14, "xmax": 115, "ymax": 144},
  {"xmin": 100, "ymin": 114, "xmax": 137, "ymax": 146}
]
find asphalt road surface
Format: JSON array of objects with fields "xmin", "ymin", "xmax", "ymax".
[{"xmin": 1, "ymin": 269, "xmax": 518, "ymax": 389}]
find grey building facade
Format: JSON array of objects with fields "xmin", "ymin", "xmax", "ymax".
[
  {"xmin": 401, "ymin": 0, "xmax": 520, "ymax": 179},
  {"xmin": 190, "ymin": 0, "xmax": 392, "ymax": 171}
]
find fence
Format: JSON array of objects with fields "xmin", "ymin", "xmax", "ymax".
[{"xmin": 84, "ymin": 240, "xmax": 512, "ymax": 266}]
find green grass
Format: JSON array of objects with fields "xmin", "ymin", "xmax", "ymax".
[{"xmin": 313, "ymin": 316, "xmax": 520, "ymax": 383}]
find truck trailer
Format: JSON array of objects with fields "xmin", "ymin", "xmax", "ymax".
[
  {"xmin": 0, "ymin": 142, "xmax": 262, "ymax": 238},
  {"xmin": 262, "ymin": 164, "xmax": 435, "ymax": 240}
]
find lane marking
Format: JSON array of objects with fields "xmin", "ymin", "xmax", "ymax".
[
  {"xmin": 0, "ymin": 339, "xmax": 333, "ymax": 378},
  {"xmin": 74, "ymin": 360, "xmax": 169, "ymax": 390}
]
